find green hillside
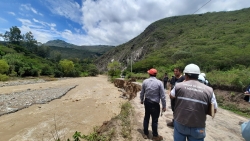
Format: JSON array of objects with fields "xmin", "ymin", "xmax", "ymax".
[
  {"xmin": 49, "ymin": 46, "xmax": 98, "ymax": 60},
  {"xmin": 96, "ymin": 8, "xmax": 250, "ymax": 91},
  {"xmin": 44, "ymin": 39, "xmax": 114, "ymax": 57}
]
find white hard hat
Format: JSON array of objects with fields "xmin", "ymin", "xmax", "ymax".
[
  {"xmin": 183, "ymin": 64, "xmax": 200, "ymax": 75},
  {"xmin": 200, "ymin": 73, "xmax": 206, "ymax": 78},
  {"xmin": 198, "ymin": 74, "xmax": 206, "ymax": 84}
]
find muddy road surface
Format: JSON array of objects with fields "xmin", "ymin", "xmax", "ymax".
[{"xmin": 0, "ymin": 76, "xmax": 125, "ymax": 141}]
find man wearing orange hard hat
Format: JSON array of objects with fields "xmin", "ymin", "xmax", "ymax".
[{"xmin": 140, "ymin": 68, "xmax": 166, "ymax": 141}]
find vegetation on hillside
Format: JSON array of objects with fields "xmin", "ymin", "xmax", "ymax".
[
  {"xmin": 0, "ymin": 26, "xmax": 99, "ymax": 79},
  {"xmin": 97, "ymin": 7, "xmax": 250, "ymax": 91},
  {"xmin": 44, "ymin": 39, "xmax": 114, "ymax": 58}
]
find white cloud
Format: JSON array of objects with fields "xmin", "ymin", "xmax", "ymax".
[
  {"xmin": 20, "ymin": 4, "xmax": 43, "ymax": 16},
  {"xmin": 33, "ymin": 18, "xmax": 56, "ymax": 29},
  {"xmin": 45, "ymin": 0, "xmax": 82, "ymax": 24},
  {"xmin": 79, "ymin": 0, "xmax": 202, "ymax": 45},
  {"xmin": 0, "ymin": 17, "xmax": 7, "ymax": 23},
  {"xmin": 7, "ymin": 12, "xmax": 16, "ymax": 16},
  {"xmin": 17, "ymin": 18, "xmax": 88, "ymax": 45},
  {"xmin": 18, "ymin": 18, "xmax": 59, "ymax": 43}
]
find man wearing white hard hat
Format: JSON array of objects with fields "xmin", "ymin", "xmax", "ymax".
[
  {"xmin": 200, "ymin": 72, "xmax": 209, "ymax": 86},
  {"xmin": 170, "ymin": 64, "xmax": 218, "ymax": 141}
]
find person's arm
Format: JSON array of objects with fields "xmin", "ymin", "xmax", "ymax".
[
  {"xmin": 170, "ymin": 86, "xmax": 176, "ymax": 99},
  {"xmin": 159, "ymin": 83, "xmax": 166, "ymax": 111},
  {"xmin": 245, "ymin": 85, "xmax": 250, "ymax": 93},
  {"xmin": 140, "ymin": 83, "xmax": 145, "ymax": 104},
  {"xmin": 211, "ymin": 92, "xmax": 218, "ymax": 113}
]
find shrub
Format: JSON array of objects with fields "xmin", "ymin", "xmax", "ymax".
[
  {"xmin": 0, "ymin": 59, "xmax": 9, "ymax": 74},
  {"xmin": 0, "ymin": 74, "xmax": 9, "ymax": 81}
]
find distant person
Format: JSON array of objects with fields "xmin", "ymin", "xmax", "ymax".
[
  {"xmin": 198, "ymin": 74, "xmax": 206, "ymax": 84},
  {"xmin": 200, "ymin": 73, "xmax": 209, "ymax": 86},
  {"xmin": 162, "ymin": 73, "xmax": 169, "ymax": 89},
  {"xmin": 170, "ymin": 63, "xmax": 218, "ymax": 141},
  {"xmin": 167, "ymin": 68, "xmax": 185, "ymax": 127},
  {"xmin": 244, "ymin": 85, "xmax": 250, "ymax": 102},
  {"xmin": 140, "ymin": 68, "xmax": 166, "ymax": 141},
  {"xmin": 241, "ymin": 120, "xmax": 250, "ymax": 141}
]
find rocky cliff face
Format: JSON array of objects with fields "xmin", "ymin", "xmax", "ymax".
[{"xmin": 95, "ymin": 29, "xmax": 159, "ymax": 72}]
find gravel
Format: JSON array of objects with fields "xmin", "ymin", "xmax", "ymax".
[
  {"xmin": 0, "ymin": 79, "xmax": 46, "ymax": 87},
  {"xmin": 0, "ymin": 79, "xmax": 77, "ymax": 116}
]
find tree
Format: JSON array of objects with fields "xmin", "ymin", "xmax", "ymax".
[
  {"xmin": 0, "ymin": 59, "xmax": 9, "ymax": 74},
  {"xmin": 4, "ymin": 26, "xmax": 23, "ymax": 44},
  {"xmin": 107, "ymin": 61, "xmax": 121, "ymax": 77},
  {"xmin": 23, "ymin": 31, "xmax": 37, "ymax": 49},
  {"xmin": 3, "ymin": 31, "xmax": 10, "ymax": 41},
  {"xmin": 36, "ymin": 45, "xmax": 50, "ymax": 58},
  {"xmin": 0, "ymin": 33, "xmax": 3, "ymax": 41},
  {"xmin": 87, "ymin": 64, "xmax": 99, "ymax": 76},
  {"xmin": 59, "ymin": 59, "xmax": 74, "ymax": 76}
]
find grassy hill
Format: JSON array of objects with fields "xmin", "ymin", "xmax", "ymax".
[
  {"xmin": 49, "ymin": 46, "xmax": 98, "ymax": 60},
  {"xmin": 96, "ymin": 7, "xmax": 250, "ymax": 91},
  {"xmin": 44, "ymin": 39, "xmax": 114, "ymax": 58}
]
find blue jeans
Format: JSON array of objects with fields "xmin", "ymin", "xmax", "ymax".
[
  {"xmin": 143, "ymin": 99, "xmax": 160, "ymax": 137},
  {"xmin": 174, "ymin": 121, "xmax": 206, "ymax": 141}
]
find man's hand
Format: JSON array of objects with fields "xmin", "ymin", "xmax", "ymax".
[{"xmin": 162, "ymin": 107, "xmax": 166, "ymax": 112}]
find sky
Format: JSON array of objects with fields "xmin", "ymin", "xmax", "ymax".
[{"xmin": 0, "ymin": 0, "xmax": 250, "ymax": 46}]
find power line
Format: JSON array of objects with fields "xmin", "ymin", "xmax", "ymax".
[{"xmin": 192, "ymin": 0, "xmax": 212, "ymax": 14}]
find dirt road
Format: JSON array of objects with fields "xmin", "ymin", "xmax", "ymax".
[
  {"xmin": 132, "ymin": 89, "xmax": 248, "ymax": 141},
  {"xmin": 0, "ymin": 76, "xmax": 125, "ymax": 141}
]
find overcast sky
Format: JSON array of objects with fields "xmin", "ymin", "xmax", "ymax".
[{"xmin": 0, "ymin": 0, "xmax": 250, "ymax": 46}]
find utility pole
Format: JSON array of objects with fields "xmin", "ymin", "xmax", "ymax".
[{"xmin": 131, "ymin": 54, "xmax": 132, "ymax": 73}]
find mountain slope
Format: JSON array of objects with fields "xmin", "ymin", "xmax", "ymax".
[
  {"xmin": 95, "ymin": 8, "xmax": 250, "ymax": 72},
  {"xmin": 44, "ymin": 39, "xmax": 114, "ymax": 57}
]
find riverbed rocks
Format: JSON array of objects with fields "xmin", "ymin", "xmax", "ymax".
[{"xmin": 0, "ymin": 79, "xmax": 76, "ymax": 116}]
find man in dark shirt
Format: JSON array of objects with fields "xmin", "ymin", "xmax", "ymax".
[
  {"xmin": 167, "ymin": 68, "xmax": 185, "ymax": 127},
  {"xmin": 162, "ymin": 73, "xmax": 169, "ymax": 89}
]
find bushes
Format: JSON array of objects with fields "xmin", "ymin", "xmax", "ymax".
[
  {"xmin": 206, "ymin": 68, "xmax": 250, "ymax": 91},
  {"xmin": 0, "ymin": 74, "xmax": 9, "ymax": 81},
  {"xmin": 0, "ymin": 59, "xmax": 9, "ymax": 74}
]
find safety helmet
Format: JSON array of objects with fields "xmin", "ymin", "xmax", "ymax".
[
  {"xmin": 147, "ymin": 68, "xmax": 157, "ymax": 75},
  {"xmin": 200, "ymin": 73, "xmax": 206, "ymax": 78},
  {"xmin": 198, "ymin": 74, "xmax": 206, "ymax": 84},
  {"xmin": 183, "ymin": 64, "xmax": 200, "ymax": 74}
]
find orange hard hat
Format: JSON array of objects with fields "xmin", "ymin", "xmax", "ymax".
[{"xmin": 147, "ymin": 68, "xmax": 157, "ymax": 75}]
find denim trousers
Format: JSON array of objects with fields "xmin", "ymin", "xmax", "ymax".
[
  {"xmin": 174, "ymin": 121, "xmax": 206, "ymax": 141},
  {"xmin": 143, "ymin": 99, "xmax": 160, "ymax": 137}
]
